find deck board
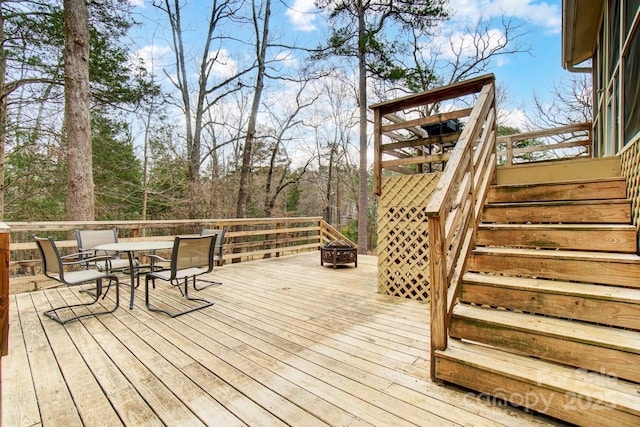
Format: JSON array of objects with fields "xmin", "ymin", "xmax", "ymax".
[{"xmin": 3, "ymin": 252, "xmax": 562, "ymax": 426}]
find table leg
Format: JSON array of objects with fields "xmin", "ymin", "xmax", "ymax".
[{"xmin": 127, "ymin": 251, "xmax": 136, "ymax": 309}]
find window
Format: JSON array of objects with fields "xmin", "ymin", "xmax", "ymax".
[
  {"xmin": 625, "ymin": 0, "xmax": 640, "ymax": 32},
  {"xmin": 623, "ymin": 20, "xmax": 640, "ymax": 144},
  {"xmin": 609, "ymin": 0, "xmax": 621, "ymax": 78}
]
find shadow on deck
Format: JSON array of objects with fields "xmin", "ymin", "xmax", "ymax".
[{"xmin": 3, "ymin": 252, "xmax": 562, "ymax": 426}]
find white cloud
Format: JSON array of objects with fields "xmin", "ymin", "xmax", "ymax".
[
  {"xmin": 285, "ymin": 0, "xmax": 317, "ymax": 32},
  {"xmin": 448, "ymin": 0, "xmax": 561, "ymax": 34},
  {"xmin": 208, "ymin": 49, "xmax": 239, "ymax": 79},
  {"xmin": 131, "ymin": 45, "xmax": 172, "ymax": 74},
  {"xmin": 498, "ymin": 107, "xmax": 530, "ymax": 129},
  {"xmin": 128, "ymin": 0, "xmax": 145, "ymax": 7}
]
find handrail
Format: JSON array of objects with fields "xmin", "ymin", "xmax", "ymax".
[
  {"xmin": 496, "ymin": 122, "xmax": 592, "ymax": 165},
  {"xmin": 319, "ymin": 220, "xmax": 357, "ymax": 247},
  {"xmin": 424, "ymin": 78, "xmax": 497, "ymax": 379},
  {"xmin": 8, "ymin": 217, "xmax": 352, "ymax": 293}
]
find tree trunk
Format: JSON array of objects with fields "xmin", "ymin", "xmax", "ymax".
[
  {"xmin": 236, "ymin": 0, "xmax": 270, "ymax": 218},
  {"xmin": 356, "ymin": 0, "xmax": 368, "ymax": 254},
  {"xmin": 0, "ymin": 8, "xmax": 6, "ymax": 220},
  {"xmin": 64, "ymin": 0, "xmax": 94, "ymax": 221}
]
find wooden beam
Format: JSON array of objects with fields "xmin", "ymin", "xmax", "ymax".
[
  {"xmin": 382, "ymin": 108, "xmax": 472, "ymax": 134},
  {"xmin": 370, "ymin": 74, "xmax": 495, "ymax": 115},
  {"xmin": 384, "ymin": 165, "xmax": 420, "ymax": 175},
  {"xmin": 383, "ymin": 113, "xmax": 427, "ymax": 138},
  {"xmin": 383, "ymin": 130, "xmax": 412, "ymax": 142},
  {"xmin": 496, "ymin": 122, "xmax": 592, "ymax": 144},
  {"xmin": 381, "ymin": 132, "xmax": 460, "ymax": 151},
  {"xmin": 381, "ymin": 153, "xmax": 451, "ymax": 168}
]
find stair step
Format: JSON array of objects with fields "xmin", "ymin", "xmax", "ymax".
[
  {"xmin": 495, "ymin": 156, "xmax": 622, "ymax": 185},
  {"xmin": 482, "ymin": 199, "xmax": 632, "ymax": 223},
  {"xmin": 468, "ymin": 247, "xmax": 640, "ymax": 288},
  {"xmin": 450, "ymin": 304, "xmax": 640, "ymax": 383},
  {"xmin": 488, "ymin": 177, "xmax": 627, "ymax": 203},
  {"xmin": 435, "ymin": 340, "xmax": 640, "ymax": 426},
  {"xmin": 476, "ymin": 223, "xmax": 638, "ymax": 253},
  {"xmin": 461, "ymin": 273, "xmax": 640, "ymax": 330}
]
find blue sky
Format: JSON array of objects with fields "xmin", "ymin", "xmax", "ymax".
[
  {"xmin": 280, "ymin": 0, "xmax": 571, "ymax": 123},
  {"xmin": 128, "ymin": 0, "xmax": 574, "ymax": 128}
]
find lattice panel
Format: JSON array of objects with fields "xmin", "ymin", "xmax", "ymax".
[
  {"xmin": 377, "ymin": 173, "xmax": 441, "ymax": 301},
  {"xmin": 621, "ymin": 139, "xmax": 640, "ymax": 234}
]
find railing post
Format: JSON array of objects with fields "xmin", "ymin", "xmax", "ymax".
[
  {"xmin": 1, "ymin": 223, "xmax": 10, "ymax": 358},
  {"xmin": 506, "ymin": 137, "xmax": 514, "ymax": 166},
  {"xmin": 275, "ymin": 222, "xmax": 281, "ymax": 258},
  {"xmin": 373, "ymin": 108, "xmax": 382, "ymax": 195},
  {"xmin": 428, "ymin": 214, "xmax": 448, "ymax": 380}
]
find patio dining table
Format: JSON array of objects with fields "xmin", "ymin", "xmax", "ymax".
[{"xmin": 95, "ymin": 241, "xmax": 174, "ymax": 309}]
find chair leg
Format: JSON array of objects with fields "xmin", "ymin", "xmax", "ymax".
[
  {"xmin": 45, "ymin": 277, "xmax": 120, "ymax": 325},
  {"xmin": 193, "ymin": 278, "xmax": 222, "ymax": 291},
  {"xmin": 145, "ymin": 274, "xmax": 213, "ymax": 318}
]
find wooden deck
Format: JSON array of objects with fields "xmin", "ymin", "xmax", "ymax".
[{"xmin": 3, "ymin": 252, "xmax": 561, "ymax": 426}]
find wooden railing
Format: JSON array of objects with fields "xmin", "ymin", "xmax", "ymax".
[
  {"xmin": 371, "ymin": 74, "xmax": 496, "ymax": 196},
  {"xmin": 497, "ymin": 122, "xmax": 592, "ymax": 166},
  {"xmin": 5, "ymin": 217, "xmax": 349, "ymax": 293},
  {"xmin": 423, "ymin": 78, "xmax": 497, "ymax": 378}
]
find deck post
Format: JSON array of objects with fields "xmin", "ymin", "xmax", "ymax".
[
  {"xmin": 373, "ymin": 108, "xmax": 382, "ymax": 195},
  {"xmin": 428, "ymin": 214, "xmax": 447, "ymax": 379},
  {"xmin": 0, "ymin": 222, "xmax": 10, "ymax": 419},
  {"xmin": 0, "ymin": 223, "xmax": 9, "ymax": 358},
  {"xmin": 506, "ymin": 137, "xmax": 514, "ymax": 166}
]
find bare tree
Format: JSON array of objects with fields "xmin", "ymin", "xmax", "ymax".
[
  {"xmin": 389, "ymin": 13, "xmax": 531, "ymax": 112},
  {"xmin": 532, "ymin": 74, "xmax": 593, "ymax": 127},
  {"xmin": 235, "ymin": 0, "xmax": 319, "ymax": 218},
  {"xmin": 153, "ymin": 0, "xmax": 249, "ymax": 218},
  {"xmin": 304, "ymin": 73, "xmax": 359, "ymax": 227},
  {"xmin": 236, "ymin": 0, "xmax": 270, "ymax": 218},
  {"xmin": 64, "ymin": 0, "xmax": 94, "ymax": 220},
  {"xmin": 261, "ymin": 81, "xmax": 319, "ymax": 216}
]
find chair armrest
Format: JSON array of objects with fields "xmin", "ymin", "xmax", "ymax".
[
  {"xmin": 61, "ymin": 254, "xmax": 112, "ymax": 267},
  {"xmin": 148, "ymin": 254, "xmax": 170, "ymax": 263},
  {"xmin": 147, "ymin": 254, "xmax": 170, "ymax": 271},
  {"xmin": 61, "ymin": 250, "xmax": 95, "ymax": 261}
]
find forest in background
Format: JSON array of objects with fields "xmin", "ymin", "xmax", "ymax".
[{"xmin": 0, "ymin": 0, "xmax": 591, "ymax": 250}]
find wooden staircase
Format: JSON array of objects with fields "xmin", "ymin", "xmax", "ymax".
[{"xmin": 433, "ymin": 157, "xmax": 640, "ymax": 426}]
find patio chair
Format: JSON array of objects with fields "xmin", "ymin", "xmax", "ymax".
[
  {"xmin": 34, "ymin": 236, "xmax": 120, "ymax": 324},
  {"xmin": 196, "ymin": 227, "xmax": 226, "ymax": 290},
  {"xmin": 75, "ymin": 228, "xmax": 135, "ymax": 273},
  {"xmin": 144, "ymin": 234, "xmax": 217, "ymax": 317}
]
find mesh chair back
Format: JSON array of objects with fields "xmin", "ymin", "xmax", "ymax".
[
  {"xmin": 34, "ymin": 236, "xmax": 64, "ymax": 279},
  {"xmin": 172, "ymin": 235, "xmax": 216, "ymax": 272},
  {"xmin": 33, "ymin": 235, "xmax": 121, "ymax": 324},
  {"xmin": 76, "ymin": 229, "xmax": 119, "ymax": 257},
  {"xmin": 200, "ymin": 227, "xmax": 226, "ymax": 261}
]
